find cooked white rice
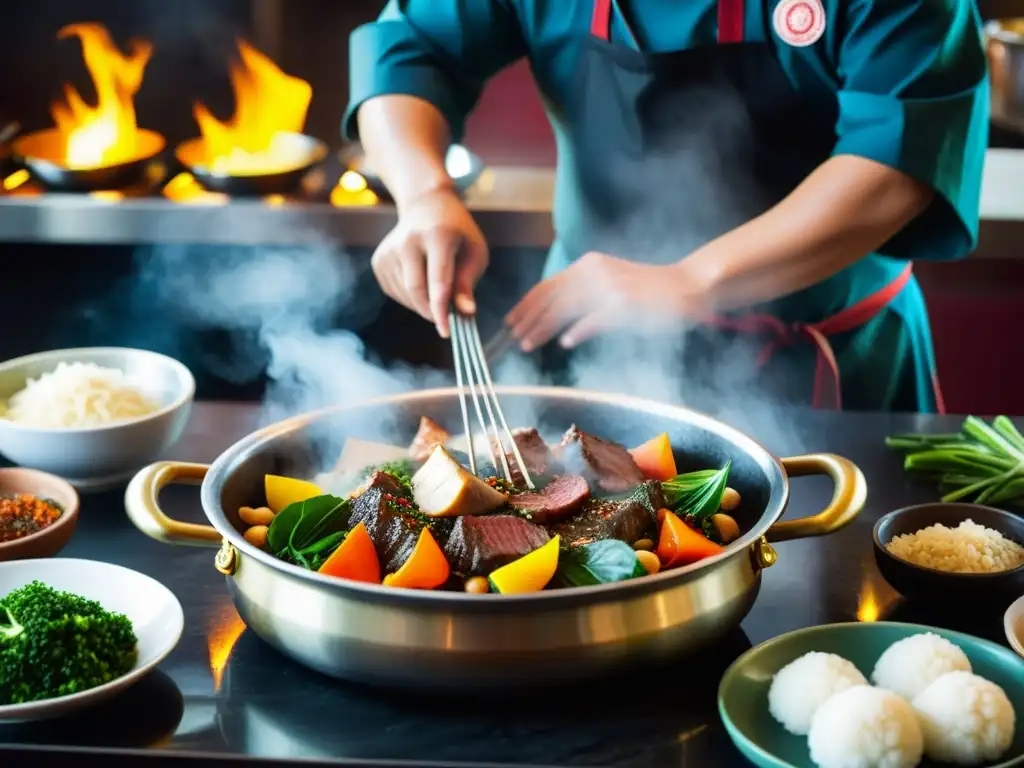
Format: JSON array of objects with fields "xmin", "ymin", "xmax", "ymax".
[
  {"xmin": 886, "ymin": 519, "xmax": 1024, "ymax": 574},
  {"xmin": 0, "ymin": 362, "xmax": 159, "ymax": 428},
  {"xmin": 808, "ymin": 685, "xmax": 923, "ymax": 768},
  {"xmin": 871, "ymin": 633, "xmax": 972, "ymax": 700},
  {"xmin": 767, "ymin": 652, "xmax": 868, "ymax": 736},
  {"xmin": 913, "ymin": 671, "xmax": 1015, "ymax": 765}
]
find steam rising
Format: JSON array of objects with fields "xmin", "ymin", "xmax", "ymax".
[
  {"xmin": 132, "ymin": 92, "xmax": 809, "ymax": 463},
  {"xmin": 134, "ymin": 241, "xmax": 445, "ymax": 429}
]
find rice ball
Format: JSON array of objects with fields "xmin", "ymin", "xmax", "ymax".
[
  {"xmin": 808, "ymin": 685, "xmax": 923, "ymax": 768},
  {"xmin": 871, "ymin": 633, "xmax": 972, "ymax": 700},
  {"xmin": 913, "ymin": 671, "xmax": 1015, "ymax": 765},
  {"xmin": 767, "ymin": 652, "xmax": 868, "ymax": 735}
]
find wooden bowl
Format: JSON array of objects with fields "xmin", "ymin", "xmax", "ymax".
[
  {"xmin": 0, "ymin": 468, "xmax": 80, "ymax": 561},
  {"xmin": 873, "ymin": 502, "xmax": 1024, "ymax": 607}
]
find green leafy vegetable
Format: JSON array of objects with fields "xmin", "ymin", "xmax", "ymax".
[
  {"xmin": 887, "ymin": 416, "xmax": 1024, "ymax": 506},
  {"xmin": 266, "ymin": 493, "xmax": 347, "ymax": 560},
  {"xmin": 267, "ymin": 501, "xmax": 305, "ymax": 555},
  {"xmin": 555, "ymin": 540, "xmax": 647, "ymax": 587},
  {"xmin": 288, "ymin": 495, "xmax": 348, "ymax": 553},
  {"xmin": 661, "ymin": 470, "xmax": 720, "ymax": 506},
  {"xmin": 662, "ymin": 463, "xmax": 731, "ymax": 520},
  {"xmin": 0, "ymin": 581, "xmax": 138, "ymax": 705}
]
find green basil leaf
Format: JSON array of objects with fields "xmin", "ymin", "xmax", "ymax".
[
  {"xmin": 556, "ymin": 540, "xmax": 646, "ymax": 587},
  {"xmin": 266, "ymin": 501, "xmax": 306, "ymax": 555},
  {"xmin": 289, "ymin": 495, "xmax": 348, "ymax": 552}
]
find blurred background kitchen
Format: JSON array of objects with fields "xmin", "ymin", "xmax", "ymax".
[{"xmin": 1, "ymin": 0, "xmax": 1023, "ymax": 414}]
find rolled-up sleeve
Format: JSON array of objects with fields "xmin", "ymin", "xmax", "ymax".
[
  {"xmin": 831, "ymin": 0, "xmax": 989, "ymax": 261},
  {"xmin": 343, "ymin": 0, "xmax": 526, "ymax": 142}
]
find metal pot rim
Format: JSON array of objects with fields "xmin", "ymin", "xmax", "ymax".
[{"xmin": 199, "ymin": 385, "xmax": 791, "ymax": 607}]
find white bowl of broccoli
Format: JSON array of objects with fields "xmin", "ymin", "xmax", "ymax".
[{"xmin": 0, "ymin": 557, "xmax": 183, "ymax": 721}]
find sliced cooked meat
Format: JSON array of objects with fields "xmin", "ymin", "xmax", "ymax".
[
  {"xmin": 506, "ymin": 427, "xmax": 553, "ymax": 487},
  {"xmin": 348, "ymin": 473, "xmax": 433, "ymax": 572},
  {"xmin": 444, "ymin": 514, "xmax": 551, "ymax": 576},
  {"xmin": 556, "ymin": 425, "xmax": 644, "ymax": 493},
  {"xmin": 550, "ymin": 480, "xmax": 664, "ymax": 548},
  {"xmin": 365, "ymin": 470, "xmax": 405, "ymax": 494},
  {"xmin": 409, "ymin": 416, "xmax": 451, "ymax": 461},
  {"xmin": 511, "ymin": 475, "xmax": 590, "ymax": 524}
]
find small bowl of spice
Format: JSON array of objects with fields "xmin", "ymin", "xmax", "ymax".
[{"xmin": 0, "ymin": 467, "xmax": 79, "ymax": 561}]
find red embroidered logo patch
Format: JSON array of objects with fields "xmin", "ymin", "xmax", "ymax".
[{"xmin": 773, "ymin": 0, "xmax": 826, "ymax": 47}]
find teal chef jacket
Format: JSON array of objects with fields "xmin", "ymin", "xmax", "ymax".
[{"xmin": 344, "ymin": 0, "xmax": 989, "ymax": 413}]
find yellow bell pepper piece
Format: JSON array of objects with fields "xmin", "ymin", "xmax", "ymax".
[
  {"xmin": 265, "ymin": 474, "xmax": 323, "ymax": 514},
  {"xmin": 488, "ymin": 535, "xmax": 561, "ymax": 594}
]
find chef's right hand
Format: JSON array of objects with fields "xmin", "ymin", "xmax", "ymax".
[{"xmin": 371, "ymin": 187, "xmax": 488, "ymax": 338}]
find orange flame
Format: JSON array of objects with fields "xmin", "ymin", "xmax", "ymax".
[
  {"xmin": 207, "ymin": 604, "xmax": 247, "ymax": 693},
  {"xmin": 50, "ymin": 23, "xmax": 152, "ymax": 169},
  {"xmin": 193, "ymin": 40, "xmax": 312, "ymax": 175}
]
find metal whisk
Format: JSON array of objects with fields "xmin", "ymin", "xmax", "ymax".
[{"xmin": 449, "ymin": 311, "xmax": 535, "ymax": 490}]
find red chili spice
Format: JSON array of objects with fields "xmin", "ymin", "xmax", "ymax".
[{"xmin": 0, "ymin": 494, "xmax": 63, "ymax": 543}]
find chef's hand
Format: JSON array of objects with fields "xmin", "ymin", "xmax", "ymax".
[
  {"xmin": 506, "ymin": 252, "xmax": 706, "ymax": 350},
  {"xmin": 371, "ymin": 187, "xmax": 488, "ymax": 338}
]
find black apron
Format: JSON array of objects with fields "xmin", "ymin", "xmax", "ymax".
[{"xmin": 539, "ymin": 0, "xmax": 921, "ymax": 410}]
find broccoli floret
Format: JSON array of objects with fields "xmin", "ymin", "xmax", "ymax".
[{"xmin": 0, "ymin": 581, "xmax": 138, "ymax": 705}]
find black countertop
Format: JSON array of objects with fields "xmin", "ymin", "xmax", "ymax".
[{"xmin": 0, "ymin": 403, "xmax": 1017, "ymax": 767}]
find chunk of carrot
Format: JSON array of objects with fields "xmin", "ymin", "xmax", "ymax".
[
  {"xmin": 656, "ymin": 509, "xmax": 725, "ymax": 569},
  {"xmin": 383, "ymin": 527, "xmax": 451, "ymax": 590},
  {"xmin": 630, "ymin": 433, "xmax": 679, "ymax": 481},
  {"xmin": 318, "ymin": 521, "xmax": 381, "ymax": 584}
]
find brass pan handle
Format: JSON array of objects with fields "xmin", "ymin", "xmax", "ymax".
[
  {"xmin": 766, "ymin": 453, "xmax": 867, "ymax": 543},
  {"xmin": 124, "ymin": 461, "xmax": 222, "ymax": 547}
]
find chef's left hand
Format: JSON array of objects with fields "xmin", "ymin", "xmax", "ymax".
[{"xmin": 505, "ymin": 252, "xmax": 705, "ymax": 351}]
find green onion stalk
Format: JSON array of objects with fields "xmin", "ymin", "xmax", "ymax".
[{"xmin": 886, "ymin": 416, "xmax": 1024, "ymax": 506}]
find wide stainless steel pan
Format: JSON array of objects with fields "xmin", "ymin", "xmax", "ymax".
[{"xmin": 125, "ymin": 386, "xmax": 865, "ymax": 689}]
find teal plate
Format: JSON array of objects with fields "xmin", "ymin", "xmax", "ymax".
[{"xmin": 718, "ymin": 622, "xmax": 1024, "ymax": 768}]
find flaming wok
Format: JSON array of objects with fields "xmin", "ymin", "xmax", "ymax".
[{"xmin": 125, "ymin": 386, "xmax": 865, "ymax": 689}]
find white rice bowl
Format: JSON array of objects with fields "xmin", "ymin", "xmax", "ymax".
[
  {"xmin": 913, "ymin": 671, "xmax": 1015, "ymax": 765},
  {"xmin": 871, "ymin": 632, "xmax": 972, "ymax": 700},
  {"xmin": 767, "ymin": 651, "xmax": 868, "ymax": 736},
  {"xmin": 808, "ymin": 685, "xmax": 923, "ymax": 768}
]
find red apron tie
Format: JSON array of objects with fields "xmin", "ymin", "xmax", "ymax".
[
  {"xmin": 590, "ymin": 0, "xmax": 613, "ymax": 40},
  {"xmin": 702, "ymin": 264, "xmax": 930, "ymax": 411},
  {"xmin": 590, "ymin": 0, "xmax": 746, "ymax": 43}
]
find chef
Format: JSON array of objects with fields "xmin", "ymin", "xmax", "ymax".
[{"xmin": 344, "ymin": 0, "xmax": 988, "ymax": 412}]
